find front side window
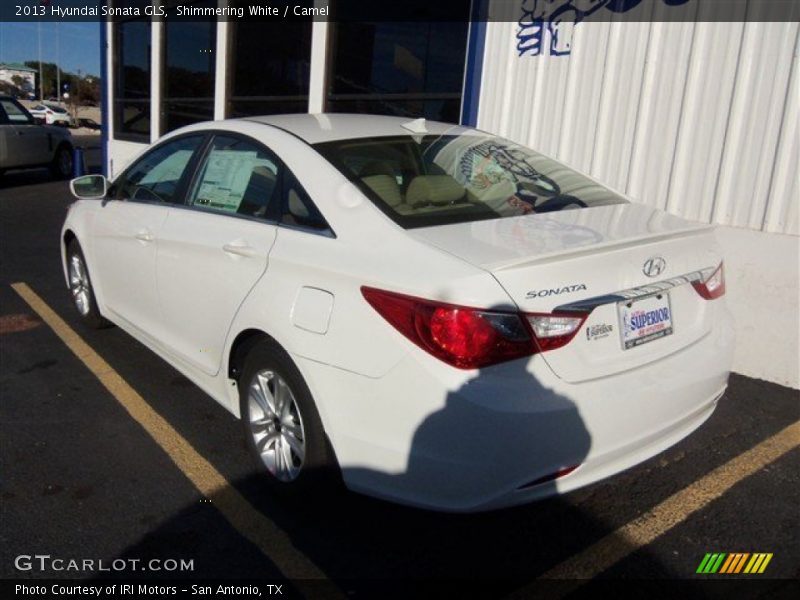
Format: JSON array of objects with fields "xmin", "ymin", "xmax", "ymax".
[
  {"xmin": 115, "ymin": 135, "xmax": 203, "ymax": 204},
  {"xmin": 188, "ymin": 136, "xmax": 280, "ymax": 218},
  {"xmin": 315, "ymin": 135, "xmax": 628, "ymax": 229}
]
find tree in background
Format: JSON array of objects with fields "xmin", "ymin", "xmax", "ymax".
[
  {"xmin": 25, "ymin": 60, "xmax": 60, "ymax": 98},
  {"xmin": 10, "ymin": 75, "xmax": 29, "ymax": 93},
  {"xmin": 21, "ymin": 60, "xmax": 101, "ymax": 124},
  {"xmin": 0, "ymin": 81, "xmax": 21, "ymax": 97},
  {"xmin": 64, "ymin": 73, "xmax": 101, "ymax": 122}
]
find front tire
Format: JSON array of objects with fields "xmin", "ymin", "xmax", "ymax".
[
  {"xmin": 239, "ymin": 340, "xmax": 336, "ymax": 492},
  {"xmin": 51, "ymin": 144, "xmax": 73, "ymax": 179},
  {"xmin": 66, "ymin": 240, "xmax": 109, "ymax": 329}
]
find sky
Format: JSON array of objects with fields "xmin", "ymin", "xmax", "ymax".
[{"xmin": 0, "ymin": 22, "xmax": 101, "ymax": 77}]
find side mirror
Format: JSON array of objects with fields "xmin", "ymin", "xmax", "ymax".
[{"xmin": 70, "ymin": 174, "xmax": 107, "ymax": 200}]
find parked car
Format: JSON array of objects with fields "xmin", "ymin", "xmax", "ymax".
[
  {"xmin": 61, "ymin": 115, "xmax": 734, "ymax": 512},
  {"xmin": 77, "ymin": 117, "xmax": 101, "ymax": 131},
  {"xmin": 0, "ymin": 96, "xmax": 74, "ymax": 179},
  {"xmin": 27, "ymin": 102, "xmax": 73, "ymax": 127}
]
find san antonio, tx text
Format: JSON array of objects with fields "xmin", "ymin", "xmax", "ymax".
[
  {"xmin": 16, "ymin": 584, "xmax": 282, "ymax": 596},
  {"xmin": 43, "ymin": 4, "xmax": 329, "ymax": 18}
]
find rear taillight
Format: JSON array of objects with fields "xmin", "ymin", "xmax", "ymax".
[
  {"xmin": 692, "ymin": 262, "xmax": 726, "ymax": 300},
  {"xmin": 362, "ymin": 287, "xmax": 587, "ymax": 369}
]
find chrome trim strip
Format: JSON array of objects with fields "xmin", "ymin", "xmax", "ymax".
[{"xmin": 554, "ymin": 267, "xmax": 716, "ymax": 313}]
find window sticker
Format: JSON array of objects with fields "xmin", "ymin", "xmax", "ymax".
[{"xmin": 195, "ymin": 150, "xmax": 275, "ymax": 212}]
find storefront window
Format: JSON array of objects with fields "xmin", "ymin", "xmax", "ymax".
[
  {"xmin": 327, "ymin": 22, "xmax": 469, "ymax": 122},
  {"xmin": 227, "ymin": 9, "xmax": 312, "ymax": 117},
  {"xmin": 162, "ymin": 1, "xmax": 216, "ymax": 133},
  {"xmin": 114, "ymin": 17, "xmax": 151, "ymax": 141}
]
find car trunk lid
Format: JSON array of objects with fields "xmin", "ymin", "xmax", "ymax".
[{"xmin": 409, "ymin": 204, "xmax": 722, "ymax": 383}]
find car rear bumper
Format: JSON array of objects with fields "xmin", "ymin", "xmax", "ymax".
[{"xmin": 298, "ymin": 303, "xmax": 735, "ymax": 512}]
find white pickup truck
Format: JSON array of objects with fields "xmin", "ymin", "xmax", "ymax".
[{"xmin": 0, "ymin": 95, "xmax": 74, "ymax": 179}]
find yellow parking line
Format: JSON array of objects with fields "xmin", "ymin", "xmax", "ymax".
[
  {"xmin": 11, "ymin": 282, "xmax": 337, "ymax": 589},
  {"xmin": 518, "ymin": 418, "xmax": 800, "ymax": 589}
]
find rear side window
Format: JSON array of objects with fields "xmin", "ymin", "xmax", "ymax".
[
  {"xmin": 188, "ymin": 135, "xmax": 280, "ymax": 219},
  {"xmin": 280, "ymin": 171, "xmax": 331, "ymax": 233},
  {"xmin": 116, "ymin": 135, "xmax": 203, "ymax": 204}
]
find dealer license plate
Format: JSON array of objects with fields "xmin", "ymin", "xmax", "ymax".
[{"xmin": 618, "ymin": 293, "xmax": 674, "ymax": 350}]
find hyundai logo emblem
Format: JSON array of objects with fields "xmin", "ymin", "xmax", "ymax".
[{"xmin": 643, "ymin": 256, "xmax": 667, "ymax": 278}]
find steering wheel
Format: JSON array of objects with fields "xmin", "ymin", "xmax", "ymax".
[
  {"xmin": 534, "ymin": 194, "xmax": 588, "ymax": 213},
  {"xmin": 518, "ymin": 175, "xmax": 561, "ymax": 198}
]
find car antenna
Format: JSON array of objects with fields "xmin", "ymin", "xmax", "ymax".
[{"xmin": 401, "ymin": 118, "xmax": 427, "ymax": 143}]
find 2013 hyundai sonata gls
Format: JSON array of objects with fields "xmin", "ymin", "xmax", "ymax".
[{"xmin": 62, "ymin": 114, "xmax": 734, "ymax": 512}]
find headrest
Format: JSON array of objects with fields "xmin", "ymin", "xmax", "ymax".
[
  {"xmin": 359, "ymin": 160, "xmax": 397, "ymax": 178},
  {"xmin": 405, "ymin": 175, "xmax": 464, "ymax": 206},
  {"xmin": 361, "ymin": 174, "xmax": 403, "ymax": 207}
]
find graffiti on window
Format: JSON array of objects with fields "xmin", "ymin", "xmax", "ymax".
[{"xmin": 517, "ymin": 0, "xmax": 691, "ymax": 57}]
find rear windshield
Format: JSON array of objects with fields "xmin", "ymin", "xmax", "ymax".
[{"xmin": 315, "ymin": 134, "xmax": 628, "ymax": 229}]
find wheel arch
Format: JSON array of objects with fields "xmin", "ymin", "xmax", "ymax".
[
  {"xmin": 63, "ymin": 228, "xmax": 77, "ymax": 250},
  {"xmin": 55, "ymin": 139, "xmax": 74, "ymax": 158},
  {"xmin": 61, "ymin": 229, "xmax": 78, "ymax": 285},
  {"xmin": 226, "ymin": 327, "xmax": 338, "ymax": 462},
  {"xmin": 227, "ymin": 328, "xmax": 276, "ymax": 381}
]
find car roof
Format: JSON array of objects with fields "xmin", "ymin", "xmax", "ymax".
[{"xmin": 241, "ymin": 113, "xmax": 472, "ymax": 145}]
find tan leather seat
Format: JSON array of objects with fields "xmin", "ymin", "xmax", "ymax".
[
  {"xmin": 361, "ymin": 174, "xmax": 404, "ymax": 208},
  {"xmin": 405, "ymin": 174, "xmax": 465, "ymax": 207},
  {"xmin": 358, "ymin": 161, "xmax": 404, "ymax": 209}
]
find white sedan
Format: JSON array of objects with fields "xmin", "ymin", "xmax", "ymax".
[
  {"xmin": 62, "ymin": 115, "xmax": 734, "ymax": 512},
  {"xmin": 28, "ymin": 102, "xmax": 72, "ymax": 127}
]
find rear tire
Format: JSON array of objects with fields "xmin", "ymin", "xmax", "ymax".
[
  {"xmin": 239, "ymin": 340, "xmax": 338, "ymax": 493},
  {"xmin": 51, "ymin": 144, "xmax": 73, "ymax": 179},
  {"xmin": 66, "ymin": 240, "xmax": 109, "ymax": 329}
]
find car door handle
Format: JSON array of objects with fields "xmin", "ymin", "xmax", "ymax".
[
  {"xmin": 222, "ymin": 243, "xmax": 259, "ymax": 258},
  {"xmin": 134, "ymin": 230, "xmax": 154, "ymax": 243}
]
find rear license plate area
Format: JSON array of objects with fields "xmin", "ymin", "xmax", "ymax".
[{"xmin": 618, "ymin": 293, "xmax": 674, "ymax": 350}]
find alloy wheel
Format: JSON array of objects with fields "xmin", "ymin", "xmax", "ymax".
[
  {"xmin": 68, "ymin": 253, "xmax": 91, "ymax": 316},
  {"xmin": 247, "ymin": 369, "xmax": 307, "ymax": 482}
]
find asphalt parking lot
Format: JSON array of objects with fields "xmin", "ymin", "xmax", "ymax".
[{"xmin": 1, "ymin": 164, "xmax": 798, "ymax": 597}]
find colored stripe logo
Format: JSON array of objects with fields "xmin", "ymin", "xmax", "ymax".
[{"xmin": 696, "ymin": 553, "xmax": 773, "ymax": 574}]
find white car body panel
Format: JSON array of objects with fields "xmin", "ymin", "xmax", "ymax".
[
  {"xmin": 90, "ymin": 200, "xmax": 169, "ymax": 337},
  {"xmin": 5, "ymin": 124, "xmax": 49, "ymax": 165},
  {"xmin": 0, "ymin": 97, "xmax": 71, "ymax": 170},
  {"xmin": 61, "ymin": 115, "xmax": 734, "ymax": 512},
  {"xmin": 155, "ymin": 208, "xmax": 277, "ymax": 376}
]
